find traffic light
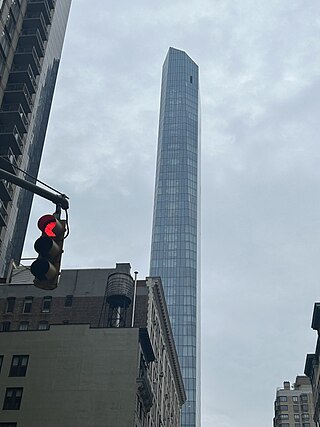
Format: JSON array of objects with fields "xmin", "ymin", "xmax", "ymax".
[{"xmin": 30, "ymin": 214, "xmax": 66, "ymax": 290}]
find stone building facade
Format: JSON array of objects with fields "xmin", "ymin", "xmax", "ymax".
[
  {"xmin": 273, "ymin": 376, "xmax": 316, "ymax": 427},
  {"xmin": 0, "ymin": 263, "xmax": 186, "ymax": 427}
]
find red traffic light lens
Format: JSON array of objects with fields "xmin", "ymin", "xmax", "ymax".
[
  {"xmin": 38, "ymin": 215, "xmax": 59, "ymax": 237},
  {"xmin": 44, "ymin": 221, "xmax": 56, "ymax": 237}
]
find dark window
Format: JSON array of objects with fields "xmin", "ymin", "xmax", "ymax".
[
  {"xmin": 0, "ymin": 423, "xmax": 17, "ymax": 427},
  {"xmin": 190, "ymin": 75, "xmax": 193, "ymax": 84},
  {"xmin": 9, "ymin": 355, "xmax": 29, "ymax": 377},
  {"xmin": 64, "ymin": 295, "xmax": 73, "ymax": 307},
  {"xmin": 0, "ymin": 355, "xmax": 3, "ymax": 372},
  {"xmin": 62, "ymin": 320, "xmax": 69, "ymax": 324},
  {"xmin": 41, "ymin": 296, "xmax": 52, "ymax": 313},
  {"xmin": 38, "ymin": 321, "xmax": 48, "ymax": 330},
  {"xmin": 10, "ymin": 0, "xmax": 21, "ymax": 20},
  {"xmin": 0, "ymin": 321, "xmax": 11, "ymax": 332},
  {"xmin": 301, "ymin": 404, "xmax": 309, "ymax": 412},
  {"xmin": 5, "ymin": 297, "xmax": 15, "ymax": 313},
  {"xmin": 3, "ymin": 388, "xmax": 23, "ymax": 410},
  {"xmin": 294, "ymin": 405, "xmax": 299, "ymax": 412},
  {"xmin": 295, "ymin": 424, "xmax": 301, "ymax": 427},
  {"xmin": 23, "ymin": 297, "xmax": 33, "ymax": 314},
  {"xmin": 302, "ymin": 424, "xmax": 310, "ymax": 427},
  {"xmin": 300, "ymin": 394, "xmax": 308, "ymax": 402},
  {"xmin": 19, "ymin": 321, "xmax": 29, "ymax": 331}
]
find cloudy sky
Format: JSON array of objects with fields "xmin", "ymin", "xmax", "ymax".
[{"xmin": 22, "ymin": 1, "xmax": 320, "ymax": 426}]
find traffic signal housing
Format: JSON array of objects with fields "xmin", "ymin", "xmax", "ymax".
[{"xmin": 30, "ymin": 214, "xmax": 66, "ymax": 290}]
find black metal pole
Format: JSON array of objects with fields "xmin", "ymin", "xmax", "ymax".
[{"xmin": 0, "ymin": 168, "xmax": 69, "ymax": 210}]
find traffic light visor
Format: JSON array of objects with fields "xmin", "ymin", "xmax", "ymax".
[{"xmin": 38, "ymin": 214, "xmax": 64, "ymax": 237}]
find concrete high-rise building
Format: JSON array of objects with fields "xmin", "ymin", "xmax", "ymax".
[
  {"xmin": 0, "ymin": 0, "xmax": 72, "ymax": 276},
  {"xmin": 273, "ymin": 377, "xmax": 316, "ymax": 427},
  {"xmin": 150, "ymin": 47, "xmax": 200, "ymax": 427},
  {"xmin": 0, "ymin": 263, "xmax": 186, "ymax": 426},
  {"xmin": 304, "ymin": 302, "xmax": 320, "ymax": 425}
]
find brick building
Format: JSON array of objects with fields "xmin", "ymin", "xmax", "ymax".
[{"xmin": 0, "ymin": 263, "xmax": 186, "ymax": 427}]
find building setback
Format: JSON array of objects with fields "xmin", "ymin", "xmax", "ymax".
[
  {"xmin": 273, "ymin": 376, "xmax": 316, "ymax": 427},
  {"xmin": 304, "ymin": 303, "xmax": 320, "ymax": 425},
  {"xmin": 150, "ymin": 47, "xmax": 200, "ymax": 426},
  {"xmin": 0, "ymin": 263, "xmax": 186, "ymax": 427},
  {"xmin": 0, "ymin": 0, "xmax": 71, "ymax": 276}
]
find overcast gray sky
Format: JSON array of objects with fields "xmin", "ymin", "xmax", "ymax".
[{"xmin": 22, "ymin": 1, "xmax": 320, "ymax": 426}]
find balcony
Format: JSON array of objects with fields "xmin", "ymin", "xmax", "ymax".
[
  {"xmin": 4, "ymin": 83, "xmax": 33, "ymax": 113},
  {"xmin": 9, "ymin": 64, "xmax": 37, "ymax": 94},
  {"xmin": 0, "ymin": 104, "xmax": 29, "ymax": 134},
  {"xmin": 23, "ymin": 12, "xmax": 48, "ymax": 40},
  {"xmin": 0, "ymin": 126, "xmax": 24, "ymax": 155},
  {"xmin": 0, "ymin": 148, "xmax": 19, "ymax": 176},
  {"xmin": 14, "ymin": 46, "xmax": 41, "ymax": 76},
  {"xmin": 0, "ymin": 202, "xmax": 9, "ymax": 225},
  {"xmin": 27, "ymin": 0, "xmax": 52, "ymax": 25},
  {"xmin": 0, "ymin": 180, "xmax": 13, "ymax": 203},
  {"xmin": 19, "ymin": 28, "xmax": 45, "ymax": 57},
  {"xmin": 46, "ymin": 0, "xmax": 55, "ymax": 9}
]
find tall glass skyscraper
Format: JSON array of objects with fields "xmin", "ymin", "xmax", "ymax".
[
  {"xmin": 150, "ymin": 47, "xmax": 200, "ymax": 427},
  {"xmin": 0, "ymin": 0, "xmax": 72, "ymax": 275}
]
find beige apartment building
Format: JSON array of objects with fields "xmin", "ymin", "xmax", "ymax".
[
  {"xmin": 0, "ymin": 263, "xmax": 186, "ymax": 427},
  {"xmin": 273, "ymin": 376, "xmax": 316, "ymax": 427}
]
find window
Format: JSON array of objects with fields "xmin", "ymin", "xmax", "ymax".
[
  {"xmin": 0, "ymin": 355, "xmax": 3, "ymax": 372},
  {"xmin": 301, "ymin": 404, "xmax": 309, "ymax": 412},
  {"xmin": 295, "ymin": 424, "xmax": 301, "ymax": 427},
  {"xmin": 280, "ymin": 405, "xmax": 288, "ymax": 411},
  {"xmin": 300, "ymin": 394, "xmax": 308, "ymax": 402},
  {"xmin": 9, "ymin": 355, "xmax": 29, "ymax": 377},
  {"xmin": 0, "ymin": 321, "xmax": 11, "ymax": 332},
  {"xmin": 5, "ymin": 297, "xmax": 15, "ymax": 313},
  {"xmin": 38, "ymin": 321, "xmax": 48, "ymax": 330},
  {"xmin": 279, "ymin": 396, "xmax": 288, "ymax": 402},
  {"xmin": 3, "ymin": 388, "xmax": 23, "ymax": 410},
  {"xmin": 41, "ymin": 296, "xmax": 52, "ymax": 313},
  {"xmin": 302, "ymin": 414, "xmax": 309, "ymax": 420},
  {"xmin": 294, "ymin": 405, "xmax": 299, "ymax": 412},
  {"xmin": 293, "ymin": 396, "xmax": 299, "ymax": 402},
  {"xmin": 64, "ymin": 295, "xmax": 73, "ymax": 307},
  {"xmin": 294, "ymin": 415, "xmax": 300, "ymax": 420},
  {"xmin": 23, "ymin": 297, "xmax": 33, "ymax": 314},
  {"xmin": 279, "ymin": 414, "xmax": 289, "ymax": 420},
  {"xmin": 0, "ymin": 423, "xmax": 17, "ymax": 427},
  {"xmin": 19, "ymin": 321, "xmax": 29, "ymax": 331},
  {"xmin": 302, "ymin": 424, "xmax": 310, "ymax": 427},
  {"xmin": 280, "ymin": 424, "xmax": 289, "ymax": 427}
]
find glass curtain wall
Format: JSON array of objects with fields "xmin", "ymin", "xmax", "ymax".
[{"xmin": 150, "ymin": 47, "xmax": 200, "ymax": 427}]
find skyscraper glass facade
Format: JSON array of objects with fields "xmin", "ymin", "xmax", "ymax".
[{"xmin": 150, "ymin": 47, "xmax": 200, "ymax": 427}]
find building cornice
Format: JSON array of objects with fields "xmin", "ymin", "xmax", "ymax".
[{"xmin": 146, "ymin": 276, "xmax": 186, "ymax": 406}]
